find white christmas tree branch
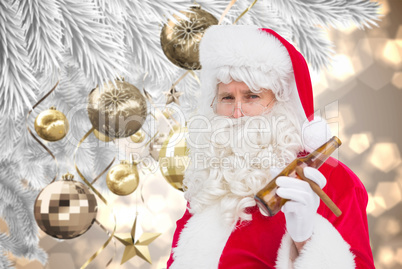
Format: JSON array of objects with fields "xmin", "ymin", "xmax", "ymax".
[
  {"xmin": 146, "ymin": 0, "xmax": 193, "ymax": 23},
  {"xmin": 346, "ymin": 0, "xmax": 381, "ymax": 29},
  {"xmin": 0, "ymin": 246, "xmax": 14, "ymax": 269},
  {"xmin": 0, "ymin": 114, "xmax": 22, "ymax": 162},
  {"xmin": 291, "ymin": 24, "xmax": 335, "ymax": 70},
  {"xmin": 94, "ymin": 0, "xmax": 124, "ymax": 17},
  {"xmin": 191, "ymin": 0, "xmax": 233, "ymax": 19},
  {"xmin": 234, "ymin": 0, "xmax": 292, "ymax": 40},
  {"xmin": 0, "ymin": 0, "xmax": 38, "ymax": 118},
  {"xmin": 175, "ymin": 70, "xmax": 202, "ymax": 116},
  {"xmin": 0, "ymin": 161, "xmax": 47, "ymax": 265},
  {"xmin": 59, "ymin": 0, "xmax": 127, "ymax": 88},
  {"xmin": 269, "ymin": 0, "xmax": 380, "ymax": 29},
  {"xmin": 18, "ymin": 0, "xmax": 63, "ymax": 74},
  {"xmin": 122, "ymin": 4, "xmax": 178, "ymax": 80},
  {"xmin": 94, "ymin": 0, "xmax": 125, "ymax": 49}
]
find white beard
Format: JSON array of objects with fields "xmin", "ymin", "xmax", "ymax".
[{"xmin": 184, "ymin": 102, "xmax": 304, "ymax": 227}]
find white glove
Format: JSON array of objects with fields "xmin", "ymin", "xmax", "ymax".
[{"xmin": 276, "ymin": 167, "xmax": 326, "ymax": 242}]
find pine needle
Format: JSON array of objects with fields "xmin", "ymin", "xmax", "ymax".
[{"xmin": 0, "ymin": 1, "xmax": 38, "ymax": 118}]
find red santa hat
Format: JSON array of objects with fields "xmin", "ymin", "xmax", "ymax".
[{"xmin": 197, "ymin": 24, "xmax": 332, "ymax": 152}]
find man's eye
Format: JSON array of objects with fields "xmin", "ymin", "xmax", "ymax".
[
  {"xmin": 249, "ymin": 95, "xmax": 260, "ymax": 99},
  {"xmin": 222, "ymin": 96, "xmax": 234, "ymax": 100}
]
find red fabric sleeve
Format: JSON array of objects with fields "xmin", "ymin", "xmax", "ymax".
[
  {"xmin": 218, "ymin": 209, "xmax": 286, "ymax": 269},
  {"xmin": 166, "ymin": 203, "xmax": 192, "ymax": 268},
  {"xmin": 318, "ymin": 158, "xmax": 375, "ymax": 268}
]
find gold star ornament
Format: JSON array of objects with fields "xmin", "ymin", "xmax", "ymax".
[
  {"xmin": 114, "ymin": 216, "xmax": 161, "ymax": 265},
  {"xmin": 164, "ymin": 87, "xmax": 183, "ymax": 105}
]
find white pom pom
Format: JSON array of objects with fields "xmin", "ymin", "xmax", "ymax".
[{"xmin": 301, "ymin": 116, "xmax": 332, "ymax": 152}]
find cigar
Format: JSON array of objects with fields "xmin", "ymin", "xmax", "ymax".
[{"xmin": 295, "ymin": 166, "xmax": 342, "ymax": 217}]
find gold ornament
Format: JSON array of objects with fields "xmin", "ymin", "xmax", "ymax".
[
  {"xmin": 149, "ymin": 132, "xmax": 169, "ymax": 161},
  {"xmin": 106, "ymin": 160, "xmax": 140, "ymax": 196},
  {"xmin": 87, "ymin": 79, "xmax": 148, "ymax": 138},
  {"xmin": 114, "ymin": 215, "xmax": 160, "ymax": 265},
  {"xmin": 130, "ymin": 130, "xmax": 146, "ymax": 143},
  {"xmin": 93, "ymin": 129, "xmax": 112, "ymax": 142},
  {"xmin": 34, "ymin": 173, "xmax": 97, "ymax": 239},
  {"xmin": 163, "ymin": 87, "xmax": 183, "ymax": 105},
  {"xmin": 160, "ymin": 6, "xmax": 218, "ymax": 70},
  {"xmin": 34, "ymin": 106, "xmax": 69, "ymax": 141},
  {"xmin": 159, "ymin": 126, "xmax": 189, "ymax": 191}
]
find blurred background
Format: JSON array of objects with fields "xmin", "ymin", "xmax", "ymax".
[
  {"xmin": 313, "ymin": 0, "xmax": 402, "ymax": 267},
  {"xmin": 4, "ymin": 0, "xmax": 402, "ymax": 268}
]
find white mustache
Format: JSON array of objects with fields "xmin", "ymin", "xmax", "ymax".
[{"xmin": 208, "ymin": 115, "xmax": 282, "ymax": 154}]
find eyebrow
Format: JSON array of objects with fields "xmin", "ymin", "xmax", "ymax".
[{"xmin": 218, "ymin": 89, "xmax": 257, "ymax": 97}]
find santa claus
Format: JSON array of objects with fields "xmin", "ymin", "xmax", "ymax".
[{"xmin": 167, "ymin": 25, "xmax": 374, "ymax": 269}]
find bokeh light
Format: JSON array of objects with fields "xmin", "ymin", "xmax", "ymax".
[
  {"xmin": 396, "ymin": 25, "xmax": 402, "ymax": 39},
  {"xmin": 391, "ymin": 72, "xmax": 402, "ymax": 89},
  {"xmin": 367, "ymin": 192, "xmax": 387, "ymax": 217},
  {"xmin": 369, "ymin": 143, "xmax": 402, "ymax": 173},
  {"xmin": 375, "ymin": 216, "xmax": 401, "ymax": 239},
  {"xmin": 351, "ymin": 39, "xmax": 374, "ymax": 75},
  {"xmin": 395, "ymin": 248, "xmax": 402, "ymax": 265},
  {"xmin": 379, "ymin": 0, "xmax": 391, "ymax": 16},
  {"xmin": 377, "ymin": 246, "xmax": 395, "ymax": 267},
  {"xmin": 147, "ymin": 195, "xmax": 167, "ymax": 213},
  {"xmin": 329, "ymin": 54, "xmax": 355, "ymax": 81},
  {"xmin": 382, "ymin": 40, "xmax": 402, "ymax": 68},
  {"xmin": 325, "ymin": 101, "xmax": 339, "ymax": 119},
  {"xmin": 349, "ymin": 133, "xmax": 372, "ymax": 154},
  {"xmin": 375, "ymin": 182, "xmax": 402, "ymax": 210}
]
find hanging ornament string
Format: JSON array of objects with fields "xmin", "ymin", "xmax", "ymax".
[
  {"xmin": 218, "ymin": 0, "xmax": 238, "ymax": 25},
  {"xmin": 90, "ymin": 156, "xmax": 116, "ymax": 185},
  {"xmin": 93, "ymin": 219, "xmax": 117, "ymax": 267},
  {"xmin": 74, "ymin": 127, "xmax": 116, "ymax": 268},
  {"xmin": 26, "ymin": 81, "xmax": 60, "ymax": 184},
  {"xmin": 133, "ymin": 154, "xmax": 140, "ymax": 215},
  {"xmin": 170, "ymin": 71, "xmax": 191, "ymax": 92},
  {"xmin": 80, "ymin": 213, "xmax": 116, "ymax": 269},
  {"xmin": 218, "ymin": 0, "xmax": 259, "ymax": 25},
  {"xmin": 233, "ymin": 0, "xmax": 259, "ymax": 25},
  {"xmin": 189, "ymin": 70, "xmax": 201, "ymax": 85},
  {"xmin": 74, "ymin": 127, "xmax": 107, "ymax": 203},
  {"xmin": 129, "ymin": 133, "xmax": 158, "ymax": 205},
  {"xmin": 90, "ymin": 136, "xmax": 116, "ymax": 185},
  {"xmin": 141, "ymin": 72, "xmax": 149, "ymax": 93}
]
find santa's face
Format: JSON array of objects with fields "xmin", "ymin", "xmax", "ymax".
[
  {"xmin": 185, "ymin": 83, "xmax": 303, "ymax": 225},
  {"xmin": 212, "ymin": 81, "xmax": 276, "ymax": 118}
]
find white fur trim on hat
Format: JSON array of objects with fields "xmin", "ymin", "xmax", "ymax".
[
  {"xmin": 197, "ymin": 25, "xmax": 301, "ymax": 117},
  {"xmin": 276, "ymin": 213, "xmax": 355, "ymax": 269}
]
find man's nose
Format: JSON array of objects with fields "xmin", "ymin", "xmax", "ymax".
[{"xmin": 233, "ymin": 102, "xmax": 244, "ymax": 118}]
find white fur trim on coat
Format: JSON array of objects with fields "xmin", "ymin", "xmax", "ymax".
[
  {"xmin": 170, "ymin": 204, "xmax": 234, "ymax": 269},
  {"xmin": 276, "ymin": 213, "xmax": 355, "ymax": 269}
]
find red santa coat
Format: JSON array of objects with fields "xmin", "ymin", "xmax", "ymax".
[{"xmin": 167, "ymin": 157, "xmax": 375, "ymax": 269}]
